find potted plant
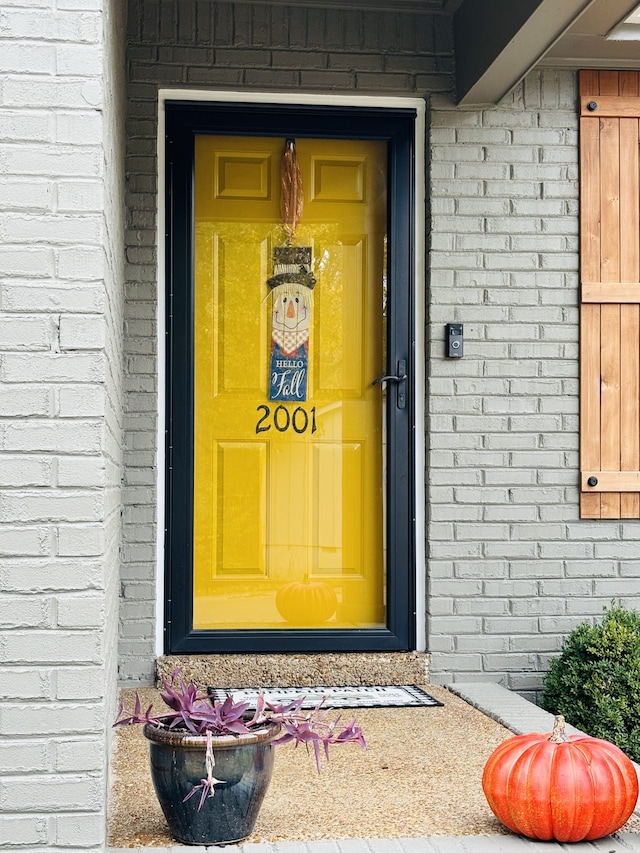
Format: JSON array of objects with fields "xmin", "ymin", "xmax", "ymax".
[{"xmin": 114, "ymin": 670, "xmax": 366, "ymax": 846}]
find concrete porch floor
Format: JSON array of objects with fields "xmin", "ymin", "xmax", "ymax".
[{"xmin": 106, "ymin": 682, "xmax": 640, "ymax": 852}]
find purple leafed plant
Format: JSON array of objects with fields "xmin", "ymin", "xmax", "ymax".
[{"xmin": 114, "ymin": 670, "xmax": 366, "ymax": 807}]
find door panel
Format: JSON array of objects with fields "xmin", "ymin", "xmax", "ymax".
[
  {"xmin": 164, "ymin": 102, "xmax": 415, "ymax": 653},
  {"xmin": 193, "ymin": 135, "xmax": 386, "ymax": 631}
]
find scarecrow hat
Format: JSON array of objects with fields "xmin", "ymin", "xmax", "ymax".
[{"xmin": 267, "ymin": 245, "xmax": 316, "ymax": 290}]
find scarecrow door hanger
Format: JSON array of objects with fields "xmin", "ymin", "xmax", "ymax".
[
  {"xmin": 268, "ymin": 138, "xmax": 315, "ymax": 403},
  {"xmin": 268, "ymin": 245, "xmax": 315, "ymax": 402}
]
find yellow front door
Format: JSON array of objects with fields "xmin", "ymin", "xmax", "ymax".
[{"xmin": 192, "ymin": 134, "xmax": 387, "ymax": 631}]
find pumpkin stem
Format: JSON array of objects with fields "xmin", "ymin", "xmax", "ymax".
[{"xmin": 548, "ymin": 714, "xmax": 569, "ymax": 743}]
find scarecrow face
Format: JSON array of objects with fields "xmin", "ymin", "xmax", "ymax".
[{"xmin": 271, "ymin": 283, "xmax": 312, "ymax": 333}]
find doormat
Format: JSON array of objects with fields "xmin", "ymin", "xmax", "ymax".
[{"xmin": 207, "ymin": 684, "xmax": 443, "ymax": 709}]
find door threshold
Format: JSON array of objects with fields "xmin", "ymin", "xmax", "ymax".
[{"xmin": 156, "ymin": 651, "xmax": 430, "ymax": 688}]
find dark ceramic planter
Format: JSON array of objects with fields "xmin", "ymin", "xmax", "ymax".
[{"xmin": 143, "ymin": 721, "xmax": 281, "ymax": 846}]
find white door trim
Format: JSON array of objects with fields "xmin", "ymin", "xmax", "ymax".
[{"xmin": 155, "ymin": 89, "xmax": 426, "ymax": 654}]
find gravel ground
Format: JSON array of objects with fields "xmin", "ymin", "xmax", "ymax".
[
  {"xmin": 108, "ymin": 684, "xmax": 640, "ymax": 847},
  {"xmin": 108, "ymin": 685, "xmax": 513, "ymax": 846}
]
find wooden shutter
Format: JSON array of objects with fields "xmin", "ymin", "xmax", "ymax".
[{"xmin": 580, "ymin": 70, "xmax": 640, "ymax": 519}]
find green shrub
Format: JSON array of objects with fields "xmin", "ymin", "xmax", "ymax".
[{"xmin": 541, "ymin": 604, "xmax": 640, "ymax": 761}]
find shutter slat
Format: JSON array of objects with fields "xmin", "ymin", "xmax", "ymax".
[
  {"xmin": 580, "ymin": 75, "xmax": 603, "ymax": 518},
  {"xmin": 621, "ymin": 70, "xmax": 639, "ymax": 96},
  {"xmin": 599, "ymin": 111, "xmax": 621, "ymax": 518},
  {"xmin": 600, "ymin": 304, "xmax": 621, "ymax": 517},
  {"xmin": 582, "ymin": 283, "xmax": 640, "ymax": 302},
  {"xmin": 580, "ymin": 95, "xmax": 640, "ymax": 118},
  {"xmin": 582, "ymin": 472, "xmax": 640, "ymax": 491}
]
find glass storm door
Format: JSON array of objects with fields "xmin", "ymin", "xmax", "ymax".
[{"xmin": 165, "ymin": 103, "xmax": 415, "ymax": 653}]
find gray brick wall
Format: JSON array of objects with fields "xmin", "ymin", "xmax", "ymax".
[
  {"xmin": 122, "ymin": 4, "xmax": 637, "ymax": 702},
  {"xmin": 0, "ymin": 0, "xmax": 126, "ymax": 847},
  {"xmin": 427, "ymin": 68, "xmax": 640, "ymax": 699},
  {"xmin": 121, "ymin": 0, "xmax": 455, "ymax": 682}
]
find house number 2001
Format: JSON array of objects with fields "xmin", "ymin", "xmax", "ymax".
[{"xmin": 255, "ymin": 404, "xmax": 318, "ymax": 435}]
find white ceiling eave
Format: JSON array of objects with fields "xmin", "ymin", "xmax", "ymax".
[
  {"xmin": 542, "ymin": 33, "xmax": 640, "ymax": 67},
  {"xmin": 542, "ymin": 0, "xmax": 640, "ymax": 67}
]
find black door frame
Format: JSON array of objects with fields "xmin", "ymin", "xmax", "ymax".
[{"xmin": 164, "ymin": 99, "xmax": 416, "ymax": 654}]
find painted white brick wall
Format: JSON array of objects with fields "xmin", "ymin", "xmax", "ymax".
[
  {"xmin": 428, "ymin": 68, "xmax": 640, "ymax": 698},
  {"xmin": 0, "ymin": 0, "xmax": 126, "ymax": 848}
]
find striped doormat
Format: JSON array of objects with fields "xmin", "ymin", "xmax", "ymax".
[{"xmin": 208, "ymin": 684, "xmax": 443, "ymax": 709}]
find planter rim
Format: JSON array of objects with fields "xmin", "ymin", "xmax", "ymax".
[{"xmin": 143, "ymin": 719, "xmax": 281, "ymax": 750}]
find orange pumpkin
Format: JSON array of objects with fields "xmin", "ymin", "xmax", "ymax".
[
  {"xmin": 275, "ymin": 577, "xmax": 337, "ymax": 625},
  {"xmin": 482, "ymin": 715, "xmax": 639, "ymax": 842}
]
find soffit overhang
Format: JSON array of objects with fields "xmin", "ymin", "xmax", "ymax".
[
  {"xmin": 455, "ymin": 0, "xmax": 594, "ymax": 105},
  {"xmin": 453, "ymin": 0, "xmax": 640, "ymax": 104}
]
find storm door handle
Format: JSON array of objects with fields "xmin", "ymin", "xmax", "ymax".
[{"xmin": 372, "ymin": 359, "xmax": 407, "ymax": 409}]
